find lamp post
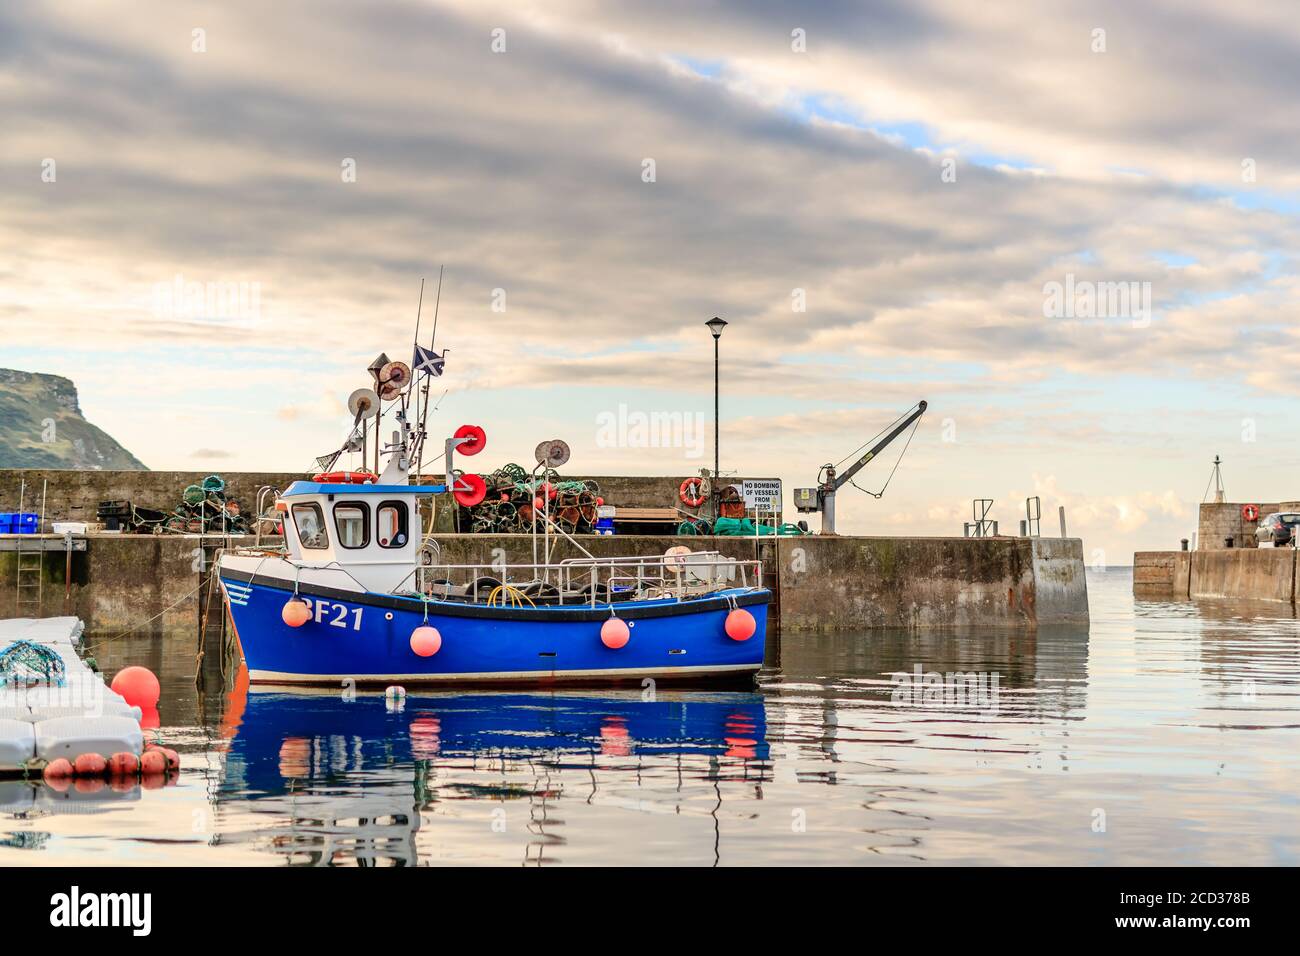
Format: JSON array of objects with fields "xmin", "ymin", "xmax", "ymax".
[{"xmin": 705, "ymin": 316, "xmax": 728, "ymax": 517}]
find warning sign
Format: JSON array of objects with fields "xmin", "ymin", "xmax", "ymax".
[{"xmin": 741, "ymin": 479, "xmax": 783, "ymax": 511}]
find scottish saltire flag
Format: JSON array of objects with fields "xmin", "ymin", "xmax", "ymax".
[{"xmin": 413, "ymin": 344, "xmax": 446, "ymax": 377}]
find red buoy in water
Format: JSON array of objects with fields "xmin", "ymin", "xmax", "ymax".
[
  {"xmin": 724, "ymin": 608, "xmax": 756, "ymax": 641},
  {"xmin": 410, "ymin": 625, "xmax": 442, "ymax": 657},
  {"xmin": 282, "ymin": 598, "xmax": 311, "ymax": 628},
  {"xmin": 110, "ymin": 665, "xmax": 161, "ymax": 709},
  {"xmin": 600, "ymin": 617, "xmax": 630, "ymax": 649}
]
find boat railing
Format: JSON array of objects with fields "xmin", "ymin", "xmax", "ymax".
[
  {"xmin": 253, "ymin": 485, "xmax": 284, "ymax": 548},
  {"xmin": 402, "ymin": 552, "xmax": 762, "ymax": 607}
]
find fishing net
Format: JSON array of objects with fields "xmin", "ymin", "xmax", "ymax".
[{"xmin": 0, "ymin": 640, "xmax": 66, "ymax": 687}]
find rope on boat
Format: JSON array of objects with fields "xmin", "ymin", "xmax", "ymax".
[{"xmin": 487, "ymin": 584, "xmax": 535, "ymax": 609}]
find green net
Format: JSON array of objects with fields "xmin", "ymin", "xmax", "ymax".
[{"xmin": 0, "ymin": 640, "xmax": 66, "ymax": 687}]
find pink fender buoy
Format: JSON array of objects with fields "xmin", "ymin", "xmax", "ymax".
[
  {"xmin": 600, "ymin": 617, "xmax": 630, "ymax": 649},
  {"xmin": 110, "ymin": 665, "xmax": 161, "ymax": 710},
  {"xmin": 107, "ymin": 752, "xmax": 139, "ymax": 777},
  {"xmin": 44, "ymin": 758, "xmax": 74, "ymax": 784},
  {"xmin": 74, "ymin": 752, "xmax": 107, "ymax": 778},
  {"xmin": 724, "ymin": 608, "xmax": 756, "ymax": 641},
  {"xmin": 410, "ymin": 625, "xmax": 442, "ymax": 657},
  {"xmin": 282, "ymin": 598, "xmax": 312, "ymax": 627},
  {"xmin": 139, "ymin": 750, "xmax": 167, "ymax": 776}
]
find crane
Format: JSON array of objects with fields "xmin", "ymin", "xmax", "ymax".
[{"xmin": 793, "ymin": 400, "xmax": 927, "ymax": 534}]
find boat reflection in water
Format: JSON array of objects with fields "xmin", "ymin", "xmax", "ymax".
[{"xmin": 214, "ymin": 676, "xmax": 769, "ymax": 866}]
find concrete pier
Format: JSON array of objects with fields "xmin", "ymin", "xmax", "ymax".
[
  {"xmin": 1134, "ymin": 548, "xmax": 1299, "ymax": 604},
  {"xmin": 0, "ymin": 531, "xmax": 1089, "ymax": 633}
]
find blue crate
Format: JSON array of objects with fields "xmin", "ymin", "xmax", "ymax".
[
  {"xmin": 0, "ymin": 522, "xmax": 12, "ymax": 535},
  {"xmin": 12, "ymin": 513, "xmax": 38, "ymax": 534}
]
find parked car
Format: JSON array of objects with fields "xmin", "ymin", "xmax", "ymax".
[{"xmin": 1255, "ymin": 512, "xmax": 1300, "ymax": 547}]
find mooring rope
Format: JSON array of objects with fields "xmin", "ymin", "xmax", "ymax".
[{"xmin": 80, "ymin": 575, "xmax": 212, "ymax": 654}]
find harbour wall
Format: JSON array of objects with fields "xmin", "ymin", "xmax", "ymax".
[
  {"xmin": 0, "ymin": 469, "xmax": 694, "ymax": 524},
  {"xmin": 1134, "ymin": 547, "xmax": 1297, "ymax": 603},
  {"xmin": 0, "ymin": 533, "xmax": 1089, "ymax": 634}
]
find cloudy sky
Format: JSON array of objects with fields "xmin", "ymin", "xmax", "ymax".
[{"xmin": 4, "ymin": 0, "xmax": 1299, "ymax": 561}]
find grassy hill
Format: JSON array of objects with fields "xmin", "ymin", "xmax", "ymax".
[{"xmin": 0, "ymin": 369, "xmax": 147, "ymax": 470}]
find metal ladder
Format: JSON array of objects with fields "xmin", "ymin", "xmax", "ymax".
[
  {"xmin": 14, "ymin": 480, "xmax": 47, "ymax": 616},
  {"xmin": 15, "ymin": 545, "xmax": 43, "ymax": 614}
]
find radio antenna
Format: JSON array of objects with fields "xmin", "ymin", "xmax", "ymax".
[{"xmin": 430, "ymin": 265, "xmax": 444, "ymax": 346}]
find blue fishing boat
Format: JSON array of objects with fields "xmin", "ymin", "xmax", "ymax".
[{"xmin": 217, "ymin": 343, "xmax": 770, "ymax": 686}]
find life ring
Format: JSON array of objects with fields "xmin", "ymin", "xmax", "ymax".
[
  {"xmin": 679, "ymin": 477, "xmax": 709, "ymax": 508},
  {"xmin": 313, "ymin": 471, "xmax": 378, "ymax": 484},
  {"xmin": 1242, "ymin": 504, "xmax": 1260, "ymax": 522}
]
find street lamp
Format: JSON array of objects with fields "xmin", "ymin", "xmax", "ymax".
[{"xmin": 705, "ymin": 316, "xmax": 728, "ymax": 516}]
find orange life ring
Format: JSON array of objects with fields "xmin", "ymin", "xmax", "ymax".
[
  {"xmin": 1242, "ymin": 504, "xmax": 1260, "ymax": 522},
  {"xmin": 679, "ymin": 477, "xmax": 708, "ymax": 508},
  {"xmin": 313, "ymin": 471, "xmax": 378, "ymax": 484}
]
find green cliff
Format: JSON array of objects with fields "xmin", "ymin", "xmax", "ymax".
[{"xmin": 0, "ymin": 369, "xmax": 147, "ymax": 470}]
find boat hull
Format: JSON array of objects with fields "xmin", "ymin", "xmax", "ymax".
[{"xmin": 220, "ymin": 570, "xmax": 769, "ymax": 686}]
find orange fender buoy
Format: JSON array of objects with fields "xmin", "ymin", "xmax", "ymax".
[
  {"xmin": 600, "ymin": 617, "xmax": 630, "ymax": 649},
  {"xmin": 410, "ymin": 625, "xmax": 442, "ymax": 657},
  {"xmin": 282, "ymin": 598, "xmax": 311, "ymax": 627},
  {"xmin": 725, "ymin": 608, "xmax": 757, "ymax": 641}
]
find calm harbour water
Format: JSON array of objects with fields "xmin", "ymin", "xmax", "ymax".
[{"xmin": 2, "ymin": 567, "xmax": 1297, "ymax": 866}]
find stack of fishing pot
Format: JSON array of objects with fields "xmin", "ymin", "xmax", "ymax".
[
  {"xmin": 165, "ymin": 475, "xmax": 247, "ymax": 534},
  {"xmin": 462, "ymin": 463, "xmax": 603, "ymax": 534}
]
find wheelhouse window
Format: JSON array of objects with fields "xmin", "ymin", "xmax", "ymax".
[
  {"xmin": 292, "ymin": 503, "xmax": 328, "ymax": 550},
  {"xmin": 376, "ymin": 501, "xmax": 409, "ymax": 549},
  {"xmin": 334, "ymin": 502, "xmax": 370, "ymax": 549}
]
